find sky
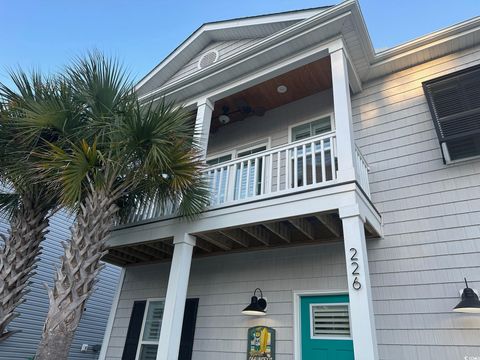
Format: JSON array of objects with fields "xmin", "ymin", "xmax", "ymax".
[{"xmin": 1, "ymin": 0, "xmax": 479, "ymax": 87}]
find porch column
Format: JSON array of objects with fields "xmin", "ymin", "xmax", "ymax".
[
  {"xmin": 340, "ymin": 205, "xmax": 379, "ymax": 360},
  {"xmin": 330, "ymin": 46, "xmax": 356, "ymax": 182},
  {"xmin": 156, "ymin": 233, "xmax": 196, "ymax": 360},
  {"xmin": 194, "ymin": 98, "xmax": 214, "ymax": 159}
]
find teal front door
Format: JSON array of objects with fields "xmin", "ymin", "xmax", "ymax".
[{"xmin": 300, "ymin": 294, "xmax": 354, "ymax": 360}]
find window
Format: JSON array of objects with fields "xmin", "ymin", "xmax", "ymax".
[
  {"xmin": 423, "ymin": 65, "xmax": 480, "ymax": 162},
  {"xmin": 290, "ymin": 116, "xmax": 335, "ymax": 186},
  {"xmin": 235, "ymin": 145, "xmax": 267, "ymax": 199},
  {"xmin": 310, "ymin": 303, "xmax": 351, "ymax": 339},
  {"xmin": 206, "ymin": 153, "xmax": 232, "ymax": 166},
  {"xmin": 206, "ymin": 153, "xmax": 232, "ymax": 204},
  {"xmin": 136, "ymin": 300, "xmax": 165, "ymax": 360},
  {"xmin": 291, "ymin": 116, "xmax": 332, "ymax": 142}
]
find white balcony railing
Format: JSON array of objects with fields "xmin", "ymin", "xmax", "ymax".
[
  {"xmin": 354, "ymin": 145, "xmax": 371, "ymax": 197},
  {"xmin": 118, "ymin": 132, "xmax": 371, "ymax": 225},
  {"xmin": 206, "ymin": 132, "xmax": 338, "ymax": 206}
]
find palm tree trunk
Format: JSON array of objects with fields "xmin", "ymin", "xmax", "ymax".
[
  {"xmin": 35, "ymin": 189, "xmax": 117, "ymax": 360},
  {"xmin": 0, "ymin": 195, "xmax": 49, "ymax": 342}
]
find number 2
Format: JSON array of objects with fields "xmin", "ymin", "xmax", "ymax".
[
  {"xmin": 351, "ymin": 261, "xmax": 359, "ymax": 275},
  {"xmin": 350, "ymin": 248, "xmax": 358, "ymax": 261}
]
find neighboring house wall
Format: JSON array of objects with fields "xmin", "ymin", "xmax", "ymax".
[
  {"xmin": 353, "ymin": 43, "xmax": 480, "ymax": 359},
  {"xmin": 104, "ymin": 243, "xmax": 347, "ymax": 360},
  {"xmin": 207, "ymin": 89, "xmax": 333, "ymax": 156},
  {"xmin": 0, "ymin": 211, "xmax": 121, "ymax": 360}
]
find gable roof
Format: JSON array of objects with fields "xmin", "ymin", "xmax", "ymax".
[
  {"xmin": 136, "ymin": 0, "xmax": 480, "ymax": 105},
  {"xmin": 135, "ymin": 6, "xmax": 333, "ymax": 97}
]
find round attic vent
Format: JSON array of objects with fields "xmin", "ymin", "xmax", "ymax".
[{"xmin": 198, "ymin": 50, "xmax": 219, "ymax": 69}]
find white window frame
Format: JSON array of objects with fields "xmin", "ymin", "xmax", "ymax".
[
  {"xmin": 135, "ymin": 297, "xmax": 166, "ymax": 360},
  {"xmin": 288, "ymin": 112, "xmax": 335, "ymax": 143},
  {"xmin": 205, "ymin": 150, "xmax": 234, "ymax": 166},
  {"xmin": 234, "ymin": 137, "xmax": 271, "ymax": 158},
  {"xmin": 309, "ymin": 302, "xmax": 352, "ymax": 341}
]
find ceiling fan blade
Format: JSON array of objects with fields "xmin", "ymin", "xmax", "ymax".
[
  {"xmin": 254, "ymin": 107, "xmax": 266, "ymax": 116},
  {"xmin": 234, "ymin": 98, "xmax": 252, "ymax": 114}
]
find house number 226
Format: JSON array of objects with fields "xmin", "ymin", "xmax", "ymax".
[{"xmin": 350, "ymin": 248, "xmax": 361, "ymax": 290}]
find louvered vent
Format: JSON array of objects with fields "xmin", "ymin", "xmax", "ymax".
[
  {"xmin": 198, "ymin": 50, "xmax": 219, "ymax": 69},
  {"xmin": 311, "ymin": 304, "xmax": 351, "ymax": 338},
  {"xmin": 423, "ymin": 65, "xmax": 480, "ymax": 161}
]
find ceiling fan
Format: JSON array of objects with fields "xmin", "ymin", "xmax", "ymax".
[{"xmin": 217, "ymin": 99, "xmax": 266, "ymax": 125}]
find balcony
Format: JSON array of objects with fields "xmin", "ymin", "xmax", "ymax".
[
  {"xmin": 118, "ymin": 131, "xmax": 370, "ymax": 226},
  {"xmin": 106, "ymin": 44, "xmax": 382, "ymax": 269}
]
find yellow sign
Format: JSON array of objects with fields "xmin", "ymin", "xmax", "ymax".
[{"xmin": 247, "ymin": 326, "xmax": 275, "ymax": 360}]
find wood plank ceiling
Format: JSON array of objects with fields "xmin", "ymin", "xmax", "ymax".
[
  {"xmin": 103, "ymin": 211, "xmax": 378, "ymax": 266},
  {"xmin": 210, "ymin": 56, "xmax": 332, "ymax": 131}
]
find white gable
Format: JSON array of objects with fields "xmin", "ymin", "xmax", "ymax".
[{"xmin": 135, "ymin": 7, "xmax": 332, "ymax": 97}]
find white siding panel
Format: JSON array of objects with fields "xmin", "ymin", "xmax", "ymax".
[
  {"xmin": 105, "ymin": 243, "xmax": 347, "ymax": 360},
  {"xmin": 353, "ymin": 44, "xmax": 480, "ymax": 359}
]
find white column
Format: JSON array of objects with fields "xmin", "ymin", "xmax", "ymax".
[
  {"xmin": 194, "ymin": 98, "xmax": 214, "ymax": 159},
  {"xmin": 331, "ymin": 47, "xmax": 356, "ymax": 182},
  {"xmin": 156, "ymin": 233, "xmax": 196, "ymax": 360},
  {"xmin": 340, "ymin": 205, "xmax": 379, "ymax": 360}
]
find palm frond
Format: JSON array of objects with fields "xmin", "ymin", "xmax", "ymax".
[
  {"xmin": 36, "ymin": 138, "xmax": 101, "ymax": 207},
  {"xmin": 0, "ymin": 192, "xmax": 21, "ymax": 219}
]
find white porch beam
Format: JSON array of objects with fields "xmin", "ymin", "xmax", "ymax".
[
  {"xmin": 194, "ymin": 98, "xmax": 214, "ymax": 159},
  {"xmin": 156, "ymin": 233, "xmax": 196, "ymax": 360},
  {"xmin": 339, "ymin": 205, "xmax": 379, "ymax": 360},
  {"xmin": 330, "ymin": 45, "xmax": 356, "ymax": 182}
]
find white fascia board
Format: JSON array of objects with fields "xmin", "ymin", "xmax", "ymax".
[
  {"xmin": 202, "ymin": 8, "xmax": 328, "ymax": 34},
  {"xmin": 373, "ymin": 16, "xmax": 480, "ymax": 63}
]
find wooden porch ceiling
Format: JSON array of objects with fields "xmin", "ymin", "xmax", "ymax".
[
  {"xmin": 103, "ymin": 211, "xmax": 377, "ymax": 267},
  {"xmin": 210, "ymin": 56, "xmax": 332, "ymax": 131}
]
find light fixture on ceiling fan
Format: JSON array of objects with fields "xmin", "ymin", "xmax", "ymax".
[{"xmin": 216, "ymin": 99, "xmax": 266, "ymax": 125}]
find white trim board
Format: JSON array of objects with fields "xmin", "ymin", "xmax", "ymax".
[{"xmin": 98, "ymin": 268, "xmax": 126, "ymax": 360}]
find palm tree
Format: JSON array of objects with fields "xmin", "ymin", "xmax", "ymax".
[
  {"xmin": 0, "ymin": 71, "xmax": 75, "ymax": 341},
  {"xmin": 30, "ymin": 53, "xmax": 209, "ymax": 359}
]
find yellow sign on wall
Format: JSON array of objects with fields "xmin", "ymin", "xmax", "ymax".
[{"xmin": 247, "ymin": 326, "xmax": 275, "ymax": 360}]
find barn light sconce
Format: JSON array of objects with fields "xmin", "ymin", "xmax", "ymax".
[
  {"xmin": 453, "ymin": 278, "xmax": 480, "ymax": 313},
  {"xmin": 242, "ymin": 288, "xmax": 267, "ymax": 316}
]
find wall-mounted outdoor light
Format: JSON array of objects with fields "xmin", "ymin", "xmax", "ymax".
[
  {"xmin": 453, "ymin": 278, "xmax": 480, "ymax": 313},
  {"xmin": 242, "ymin": 288, "xmax": 267, "ymax": 316}
]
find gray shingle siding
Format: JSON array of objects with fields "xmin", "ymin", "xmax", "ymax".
[
  {"xmin": 0, "ymin": 211, "xmax": 120, "ymax": 360},
  {"xmin": 353, "ymin": 44, "xmax": 480, "ymax": 359}
]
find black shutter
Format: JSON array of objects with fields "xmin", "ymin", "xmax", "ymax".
[
  {"xmin": 423, "ymin": 64, "xmax": 480, "ymax": 161},
  {"xmin": 122, "ymin": 300, "xmax": 147, "ymax": 360},
  {"xmin": 178, "ymin": 298, "xmax": 199, "ymax": 360}
]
